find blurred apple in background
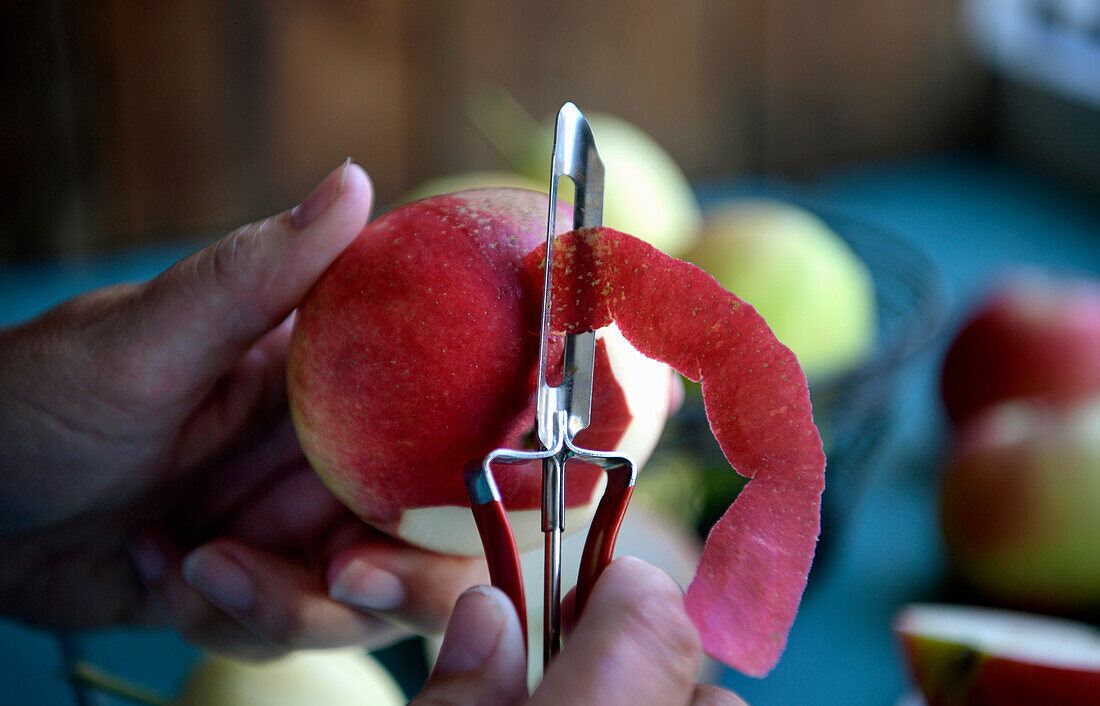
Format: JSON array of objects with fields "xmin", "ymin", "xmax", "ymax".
[
  {"xmin": 509, "ymin": 111, "xmax": 703, "ymax": 256},
  {"xmin": 399, "ymin": 170, "xmax": 545, "ymax": 204},
  {"xmin": 174, "ymin": 649, "xmax": 405, "ymax": 705},
  {"xmin": 895, "ymin": 603, "xmax": 1100, "ymax": 706},
  {"xmin": 683, "ymin": 199, "xmax": 877, "ymax": 382},
  {"xmin": 939, "ymin": 399, "xmax": 1100, "ymax": 612},
  {"xmin": 940, "ymin": 272, "xmax": 1100, "ymax": 426},
  {"xmin": 463, "ymin": 85, "xmax": 704, "ymax": 256}
]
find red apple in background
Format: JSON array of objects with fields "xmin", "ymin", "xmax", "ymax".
[
  {"xmin": 895, "ymin": 603, "xmax": 1100, "ymax": 706},
  {"xmin": 288, "ymin": 189, "xmax": 673, "ymax": 556},
  {"xmin": 940, "ymin": 272, "xmax": 1100, "ymax": 426},
  {"xmin": 939, "ymin": 398, "xmax": 1100, "ymax": 612}
]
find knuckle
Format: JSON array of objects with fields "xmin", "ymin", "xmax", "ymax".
[
  {"xmin": 404, "ymin": 556, "xmax": 488, "ymax": 632},
  {"xmin": 256, "ymin": 606, "xmax": 309, "ymax": 649},
  {"xmin": 207, "ymin": 223, "xmax": 257, "ymax": 294}
]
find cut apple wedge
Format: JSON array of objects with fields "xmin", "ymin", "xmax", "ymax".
[{"xmin": 895, "ymin": 603, "xmax": 1100, "ymax": 705}]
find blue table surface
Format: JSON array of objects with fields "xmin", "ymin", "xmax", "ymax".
[{"xmin": 2, "ymin": 154, "xmax": 1098, "ymax": 705}]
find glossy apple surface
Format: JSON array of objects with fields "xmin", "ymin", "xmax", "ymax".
[{"xmin": 941, "ymin": 273, "xmax": 1100, "ymax": 425}]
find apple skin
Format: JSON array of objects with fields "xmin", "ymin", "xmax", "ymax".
[
  {"xmin": 939, "ymin": 398, "xmax": 1100, "ymax": 612},
  {"xmin": 896, "ymin": 603, "xmax": 1100, "ymax": 706},
  {"xmin": 940, "ymin": 273, "xmax": 1100, "ymax": 426},
  {"xmin": 683, "ymin": 199, "xmax": 876, "ymax": 382},
  {"xmin": 287, "ymin": 188, "xmax": 672, "ymax": 556},
  {"xmin": 174, "ymin": 649, "xmax": 405, "ymax": 705}
]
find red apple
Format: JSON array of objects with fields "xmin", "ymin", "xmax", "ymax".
[
  {"xmin": 940, "ymin": 272, "xmax": 1100, "ymax": 425},
  {"xmin": 288, "ymin": 189, "xmax": 672, "ymax": 556},
  {"xmin": 940, "ymin": 398, "xmax": 1100, "ymax": 612},
  {"xmin": 895, "ymin": 603, "xmax": 1100, "ymax": 706},
  {"xmin": 288, "ymin": 191, "xmax": 826, "ymax": 676}
]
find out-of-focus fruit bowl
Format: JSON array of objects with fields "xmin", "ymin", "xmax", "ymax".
[{"xmin": 638, "ymin": 203, "xmax": 947, "ymax": 569}]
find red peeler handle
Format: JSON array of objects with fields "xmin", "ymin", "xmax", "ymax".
[
  {"xmin": 575, "ymin": 464, "xmax": 635, "ymax": 618},
  {"xmin": 465, "ymin": 463, "xmax": 528, "ymax": 646}
]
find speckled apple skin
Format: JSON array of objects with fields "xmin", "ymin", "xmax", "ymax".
[{"xmin": 287, "ymin": 189, "xmax": 638, "ymax": 545}]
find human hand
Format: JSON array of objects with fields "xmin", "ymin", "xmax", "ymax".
[
  {"xmin": 412, "ymin": 557, "xmax": 747, "ymax": 706},
  {"xmin": 0, "ymin": 162, "xmax": 487, "ymax": 659}
]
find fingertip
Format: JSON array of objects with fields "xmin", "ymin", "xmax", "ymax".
[
  {"xmin": 298, "ymin": 160, "xmax": 372, "ymax": 240},
  {"xmin": 328, "ymin": 558, "xmax": 406, "ymax": 612},
  {"xmin": 586, "ymin": 556, "xmax": 686, "ymax": 612},
  {"xmin": 181, "ymin": 543, "xmax": 256, "ymax": 613},
  {"xmin": 412, "ymin": 585, "xmax": 527, "ymax": 705},
  {"xmin": 324, "ymin": 539, "xmax": 488, "ymax": 635},
  {"xmin": 290, "ymin": 160, "xmax": 372, "ymax": 231},
  {"xmin": 339, "ymin": 161, "xmax": 373, "ymax": 206},
  {"xmin": 433, "ymin": 586, "xmax": 511, "ymax": 675}
]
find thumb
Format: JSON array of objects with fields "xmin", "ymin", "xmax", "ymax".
[
  {"xmin": 412, "ymin": 586, "xmax": 528, "ymax": 706},
  {"xmin": 137, "ymin": 161, "xmax": 372, "ymax": 389}
]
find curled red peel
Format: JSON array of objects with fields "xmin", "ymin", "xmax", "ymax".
[{"xmin": 525, "ymin": 227, "xmax": 825, "ymax": 677}]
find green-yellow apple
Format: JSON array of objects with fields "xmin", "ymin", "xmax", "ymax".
[
  {"xmin": 940, "ymin": 398, "xmax": 1100, "ymax": 611},
  {"xmin": 895, "ymin": 603, "xmax": 1100, "ymax": 705},
  {"xmin": 511, "ymin": 112, "xmax": 703, "ymax": 257},
  {"xmin": 174, "ymin": 649, "xmax": 404, "ymax": 705},
  {"xmin": 288, "ymin": 188, "xmax": 673, "ymax": 556},
  {"xmin": 399, "ymin": 170, "xmax": 545, "ymax": 205},
  {"xmin": 684, "ymin": 199, "xmax": 876, "ymax": 382},
  {"xmin": 468, "ymin": 90, "xmax": 704, "ymax": 257},
  {"xmin": 940, "ymin": 272, "xmax": 1100, "ymax": 426}
]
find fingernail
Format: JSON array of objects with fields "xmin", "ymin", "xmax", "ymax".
[
  {"xmin": 128, "ymin": 535, "xmax": 166, "ymax": 585},
  {"xmin": 336, "ymin": 156, "xmax": 352, "ymax": 195},
  {"xmin": 182, "ymin": 547, "xmax": 255, "ymax": 612},
  {"xmin": 290, "ymin": 159, "xmax": 351, "ymax": 229},
  {"xmin": 329, "ymin": 559, "xmax": 405, "ymax": 611},
  {"xmin": 433, "ymin": 586, "xmax": 504, "ymax": 674}
]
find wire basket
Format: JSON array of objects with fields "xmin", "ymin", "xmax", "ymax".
[{"xmin": 636, "ymin": 203, "xmax": 947, "ymax": 571}]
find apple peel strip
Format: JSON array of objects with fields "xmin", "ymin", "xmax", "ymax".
[{"xmin": 525, "ymin": 227, "xmax": 826, "ymax": 677}]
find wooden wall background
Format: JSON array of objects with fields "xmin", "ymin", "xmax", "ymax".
[{"xmin": 1, "ymin": 1, "xmax": 982, "ymax": 261}]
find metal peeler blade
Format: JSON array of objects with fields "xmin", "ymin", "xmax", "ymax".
[
  {"xmin": 537, "ymin": 101, "xmax": 606, "ymax": 666},
  {"xmin": 465, "ymin": 101, "xmax": 637, "ymax": 673}
]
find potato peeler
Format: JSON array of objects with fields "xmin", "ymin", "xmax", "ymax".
[{"xmin": 463, "ymin": 102, "xmax": 638, "ymax": 669}]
